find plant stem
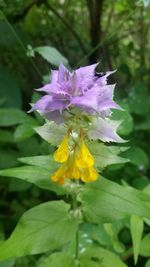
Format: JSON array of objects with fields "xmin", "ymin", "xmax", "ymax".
[
  {"xmin": 75, "ymin": 229, "xmax": 79, "ymax": 262},
  {"xmin": 72, "ymin": 189, "xmax": 80, "ymax": 266}
]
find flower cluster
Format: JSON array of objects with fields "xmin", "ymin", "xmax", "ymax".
[
  {"xmin": 31, "ymin": 63, "xmax": 120, "ymax": 123},
  {"xmin": 31, "ymin": 63, "xmax": 124, "ymax": 184},
  {"xmin": 51, "ymin": 131, "xmax": 98, "ymax": 184}
]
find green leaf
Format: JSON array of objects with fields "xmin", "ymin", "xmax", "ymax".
[
  {"xmin": 0, "ymin": 149, "xmax": 19, "ymax": 168},
  {"xmin": 38, "ymin": 248, "xmax": 126, "ymax": 267},
  {"xmin": 0, "ymin": 21, "xmax": 15, "ymax": 46},
  {"xmin": 81, "ymin": 246, "xmax": 127, "ymax": 267},
  {"xmin": 122, "ymin": 146, "xmax": 149, "ymax": 168},
  {"xmin": 0, "ymin": 65, "xmax": 22, "ymax": 108},
  {"xmin": 80, "ymin": 258, "xmax": 103, "ymax": 267},
  {"xmin": 18, "ymin": 155, "xmax": 57, "ymax": 170},
  {"xmin": 16, "ymin": 137, "xmax": 40, "ymax": 156},
  {"xmin": 140, "ymin": 233, "xmax": 150, "ymax": 257},
  {"xmin": 128, "ymin": 83, "xmax": 150, "ymax": 115},
  {"xmin": 14, "ymin": 124, "xmax": 35, "ymax": 141},
  {"xmin": 35, "ymin": 46, "xmax": 68, "ymax": 66},
  {"xmin": 8, "ymin": 178, "xmax": 31, "ymax": 192},
  {"xmin": 82, "ymin": 222, "xmax": 125, "ymax": 254},
  {"xmin": 35, "ymin": 122, "xmax": 66, "ymax": 146},
  {"xmin": 80, "ymin": 177, "xmax": 150, "ymax": 223},
  {"xmin": 145, "ymin": 259, "xmax": 150, "ymax": 267},
  {"xmin": 130, "ymin": 215, "xmax": 143, "ymax": 264},
  {"xmin": 38, "ymin": 252, "xmax": 76, "ymax": 267},
  {"xmin": 0, "ymin": 259, "xmax": 15, "ymax": 267},
  {"xmin": 0, "ymin": 201, "xmax": 79, "ymax": 261},
  {"xmin": 136, "ymin": 118, "xmax": 150, "ymax": 131},
  {"xmin": 111, "ymin": 108, "xmax": 133, "ymax": 136},
  {"xmin": 0, "ymin": 109, "xmax": 26, "ymax": 126},
  {"xmin": 104, "ymin": 223, "xmax": 125, "ymax": 253},
  {"xmin": 0, "ymin": 130, "xmax": 14, "ymax": 143},
  {"xmin": 0, "ymin": 165, "xmax": 66, "ymax": 195},
  {"xmin": 108, "ymin": 146, "xmax": 130, "ymax": 155},
  {"xmin": 90, "ymin": 143, "xmax": 129, "ymax": 170}
]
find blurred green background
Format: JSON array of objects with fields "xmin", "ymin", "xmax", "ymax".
[{"xmin": 0, "ymin": 0, "xmax": 150, "ymax": 266}]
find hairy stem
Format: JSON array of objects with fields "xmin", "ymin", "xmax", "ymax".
[{"xmin": 72, "ymin": 189, "xmax": 80, "ymax": 266}]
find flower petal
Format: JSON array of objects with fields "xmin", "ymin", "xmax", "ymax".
[
  {"xmin": 95, "ymin": 70, "xmax": 116, "ymax": 86},
  {"xmin": 71, "ymin": 90, "xmax": 98, "ymax": 113}
]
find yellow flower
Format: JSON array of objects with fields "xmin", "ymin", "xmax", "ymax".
[
  {"xmin": 51, "ymin": 136, "xmax": 98, "ymax": 184},
  {"xmin": 54, "ymin": 135, "xmax": 69, "ymax": 163},
  {"xmin": 76, "ymin": 141, "xmax": 94, "ymax": 168},
  {"xmin": 65, "ymin": 157, "xmax": 80, "ymax": 179},
  {"xmin": 81, "ymin": 166, "xmax": 98, "ymax": 182},
  {"xmin": 51, "ymin": 164, "xmax": 67, "ymax": 184}
]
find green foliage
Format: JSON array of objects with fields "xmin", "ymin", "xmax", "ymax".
[
  {"xmin": 145, "ymin": 259, "xmax": 150, "ymax": 267},
  {"xmin": 35, "ymin": 122, "xmax": 66, "ymax": 146},
  {"xmin": 130, "ymin": 215, "xmax": 144, "ymax": 264},
  {"xmin": 0, "ymin": 165, "xmax": 66, "ymax": 195},
  {"xmin": 0, "ymin": 109, "xmax": 26, "ymax": 126},
  {"xmin": 0, "ymin": 201, "xmax": 79, "ymax": 261},
  {"xmin": 122, "ymin": 146, "xmax": 149, "ymax": 168},
  {"xmin": 140, "ymin": 234, "xmax": 150, "ymax": 257},
  {"xmin": 111, "ymin": 107, "xmax": 133, "ymax": 136},
  {"xmin": 80, "ymin": 246, "xmax": 127, "ymax": 267},
  {"xmin": 38, "ymin": 253, "xmax": 76, "ymax": 267},
  {"xmin": 35, "ymin": 46, "xmax": 69, "ymax": 67},
  {"xmin": 128, "ymin": 83, "xmax": 150, "ymax": 115},
  {"xmin": 0, "ymin": 65, "xmax": 21, "ymax": 108},
  {"xmin": 90, "ymin": 143, "xmax": 129, "ymax": 170},
  {"xmin": 80, "ymin": 178, "xmax": 150, "ymax": 223},
  {"xmin": 0, "ymin": 1, "xmax": 150, "ymax": 266}
]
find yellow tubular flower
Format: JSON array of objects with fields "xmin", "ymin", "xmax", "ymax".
[
  {"xmin": 54, "ymin": 135, "xmax": 69, "ymax": 163},
  {"xmin": 65, "ymin": 157, "xmax": 80, "ymax": 179},
  {"xmin": 76, "ymin": 140, "xmax": 94, "ymax": 168},
  {"xmin": 51, "ymin": 135, "xmax": 98, "ymax": 184},
  {"xmin": 81, "ymin": 166, "xmax": 98, "ymax": 182},
  {"xmin": 51, "ymin": 164, "xmax": 67, "ymax": 184}
]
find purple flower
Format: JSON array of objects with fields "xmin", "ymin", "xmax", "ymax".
[{"xmin": 30, "ymin": 63, "xmax": 121, "ymax": 122}]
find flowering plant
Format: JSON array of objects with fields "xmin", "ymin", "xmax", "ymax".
[
  {"xmin": 31, "ymin": 63, "xmax": 124, "ymax": 185},
  {"xmin": 0, "ymin": 63, "xmax": 150, "ymax": 267}
]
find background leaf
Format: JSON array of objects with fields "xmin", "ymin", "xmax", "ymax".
[
  {"xmin": 80, "ymin": 177, "xmax": 150, "ymax": 223},
  {"xmin": 0, "ymin": 165, "xmax": 66, "ymax": 195},
  {"xmin": 0, "ymin": 109, "xmax": 26, "ymax": 126},
  {"xmin": 90, "ymin": 143, "xmax": 129, "ymax": 170},
  {"xmin": 38, "ymin": 252, "xmax": 76, "ymax": 267},
  {"xmin": 0, "ymin": 65, "xmax": 21, "ymax": 108},
  {"xmin": 130, "ymin": 215, "xmax": 144, "ymax": 264},
  {"xmin": 122, "ymin": 146, "xmax": 149, "ymax": 168},
  {"xmin": 0, "ymin": 201, "xmax": 79, "ymax": 261},
  {"xmin": 128, "ymin": 83, "xmax": 150, "ymax": 115},
  {"xmin": 145, "ymin": 259, "xmax": 150, "ymax": 267},
  {"xmin": 35, "ymin": 46, "xmax": 68, "ymax": 66},
  {"xmin": 140, "ymin": 233, "xmax": 150, "ymax": 257},
  {"xmin": 80, "ymin": 246, "xmax": 127, "ymax": 267}
]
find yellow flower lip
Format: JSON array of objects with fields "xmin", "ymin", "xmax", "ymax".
[
  {"xmin": 76, "ymin": 141, "xmax": 94, "ymax": 168},
  {"xmin": 80, "ymin": 166, "xmax": 98, "ymax": 182},
  {"xmin": 53, "ymin": 135, "xmax": 69, "ymax": 163},
  {"xmin": 51, "ymin": 164, "xmax": 67, "ymax": 184}
]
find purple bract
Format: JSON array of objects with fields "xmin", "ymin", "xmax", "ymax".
[{"xmin": 30, "ymin": 63, "xmax": 121, "ymax": 123}]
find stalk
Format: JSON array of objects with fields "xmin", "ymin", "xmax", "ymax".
[{"xmin": 72, "ymin": 188, "xmax": 80, "ymax": 266}]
